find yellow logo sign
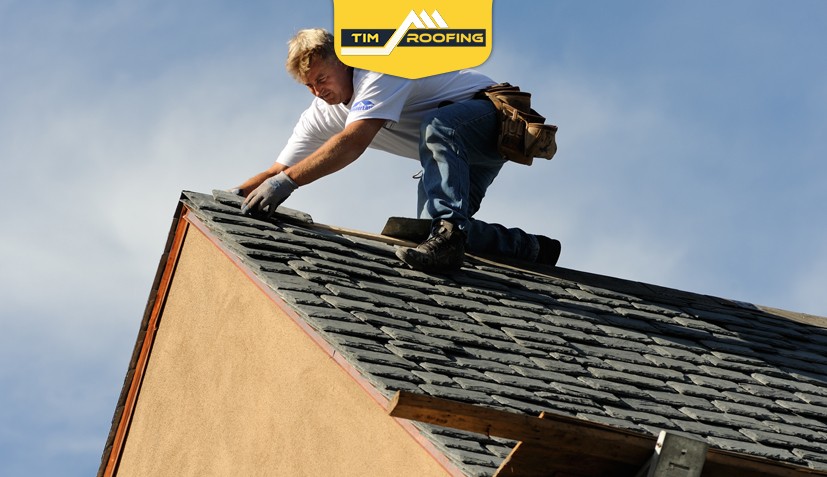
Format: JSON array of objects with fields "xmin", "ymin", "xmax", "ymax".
[{"xmin": 334, "ymin": 0, "xmax": 493, "ymax": 79}]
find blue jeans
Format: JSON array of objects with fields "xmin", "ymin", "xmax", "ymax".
[{"xmin": 417, "ymin": 99, "xmax": 540, "ymax": 261}]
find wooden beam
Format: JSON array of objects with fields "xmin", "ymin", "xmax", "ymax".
[
  {"xmin": 388, "ymin": 391, "xmax": 827, "ymax": 477},
  {"xmin": 388, "ymin": 391, "xmax": 655, "ymax": 466}
]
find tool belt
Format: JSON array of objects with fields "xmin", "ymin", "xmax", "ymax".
[{"xmin": 476, "ymin": 83, "xmax": 558, "ymax": 166}]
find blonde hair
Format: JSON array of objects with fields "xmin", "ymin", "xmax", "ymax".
[{"xmin": 286, "ymin": 28, "xmax": 336, "ymax": 82}]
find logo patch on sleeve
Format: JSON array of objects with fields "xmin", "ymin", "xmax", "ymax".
[{"xmin": 351, "ymin": 100, "xmax": 376, "ymax": 111}]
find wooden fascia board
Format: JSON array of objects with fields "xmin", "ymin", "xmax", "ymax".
[
  {"xmin": 182, "ymin": 212, "xmax": 468, "ymax": 477},
  {"xmin": 389, "ymin": 391, "xmax": 827, "ymax": 477},
  {"xmin": 99, "ymin": 200, "xmax": 191, "ymax": 477}
]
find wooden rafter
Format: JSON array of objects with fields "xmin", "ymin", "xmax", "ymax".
[{"xmin": 388, "ymin": 391, "xmax": 827, "ymax": 477}]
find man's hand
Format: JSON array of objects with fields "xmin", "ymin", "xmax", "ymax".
[{"xmin": 240, "ymin": 172, "xmax": 298, "ymax": 217}]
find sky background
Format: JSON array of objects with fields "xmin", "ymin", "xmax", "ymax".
[{"xmin": 1, "ymin": 1, "xmax": 826, "ymax": 475}]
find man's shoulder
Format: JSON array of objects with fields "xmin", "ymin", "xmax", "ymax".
[{"xmin": 297, "ymin": 98, "xmax": 348, "ymax": 131}]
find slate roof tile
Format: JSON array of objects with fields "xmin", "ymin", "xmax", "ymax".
[
  {"xmin": 578, "ymin": 412, "xmax": 650, "ymax": 433},
  {"xmin": 707, "ymin": 437, "xmax": 801, "ymax": 463},
  {"xmin": 409, "ymin": 302, "xmax": 473, "ymax": 322},
  {"xmin": 592, "ymin": 335, "xmax": 653, "ymax": 354},
  {"xmin": 386, "ymin": 342, "xmax": 454, "ymax": 364},
  {"xmin": 603, "ymin": 406, "xmax": 675, "ymax": 428},
  {"xmin": 643, "ymin": 354, "xmax": 703, "ymax": 374},
  {"xmin": 578, "ymin": 376, "xmax": 656, "ymax": 400},
  {"xmin": 796, "ymin": 392, "xmax": 827, "ymax": 407},
  {"xmin": 777, "ymin": 400, "xmax": 827, "ymax": 420},
  {"xmin": 702, "ymin": 354, "xmax": 775, "ymax": 375},
  {"xmin": 721, "ymin": 390, "xmax": 788, "ymax": 412},
  {"xmin": 605, "ymin": 359, "xmax": 686, "ymax": 381},
  {"xmin": 534, "ymin": 323, "xmax": 601, "ymax": 345},
  {"xmin": 643, "ymin": 390, "xmax": 714, "ymax": 410},
  {"xmin": 365, "ymin": 376, "xmax": 424, "ymax": 397},
  {"xmin": 305, "ymin": 317, "xmax": 387, "ymax": 340},
  {"xmin": 791, "ymin": 371, "xmax": 827, "ymax": 389},
  {"xmin": 775, "ymin": 413, "xmax": 827, "ymax": 433},
  {"xmin": 671, "ymin": 418, "xmax": 748, "ymax": 440},
  {"xmin": 538, "ymin": 397, "xmax": 604, "ymax": 417},
  {"xmin": 740, "ymin": 429, "xmax": 826, "ymax": 453},
  {"xmin": 461, "ymin": 347, "xmax": 536, "ymax": 368},
  {"xmin": 431, "ymin": 294, "xmax": 492, "ymax": 313},
  {"xmin": 314, "ymin": 249, "xmax": 400, "ymax": 275},
  {"xmin": 501, "ymin": 326, "xmax": 568, "ymax": 349},
  {"xmin": 570, "ymin": 344, "xmax": 649, "ymax": 365},
  {"xmin": 753, "ymin": 373, "xmax": 827, "ymax": 395},
  {"xmin": 412, "ymin": 370, "xmax": 455, "ymax": 386},
  {"xmin": 792, "ymin": 450, "xmax": 827, "ymax": 471},
  {"xmin": 687, "ymin": 374, "xmax": 741, "ymax": 392},
  {"xmin": 648, "ymin": 343, "xmax": 707, "ymax": 364},
  {"xmin": 712, "ymin": 400, "xmax": 783, "ymax": 423},
  {"xmin": 615, "ymin": 306, "xmax": 676, "ymax": 324},
  {"xmin": 275, "ymin": 289, "xmax": 330, "ymax": 307},
  {"xmin": 372, "ymin": 308, "xmax": 447, "ymax": 328},
  {"xmin": 419, "ymin": 384, "xmax": 498, "ymax": 406},
  {"xmin": 650, "ymin": 334, "xmax": 708, "ymax": 353},
  {"xmin": 352, "ymin": 311, "xmax": 415, "ymax": 330},
  {"xmin": 515, "ymin": 365, "xmax": 585, "ymax": 387},
  {"xmin": 357, "ymin": 280, "xmax": 434, "ymax": 304},
  {"xmin": 556, "ymin": 298, "xmax": 616, "ymax": 315},
  {"xmin": 680, "ymin": 406, "xmax": 769, "ymax": 431},
  {"xmin": 565, "ymin": 288, "xmax": 629, "ymax": 308},
  {"xmin": 448, "ymin": 321, "xmax": 510, "ymax": 341},
  {"xmin": 418, "ymin": 326, "xmax": 492, "ymax": 348},
  {"xmin": 174, "ymin": 191, "xmax": 827, "ymax": 476},
  {"xmin": 468, "ymin": 314, "xmax": 534, "ymax": 333},
  {"xmin": 491, "ymin": 395, "xmax": 554, "ymax": 415},
  {"xmin": 737, "ymin": 383, "xmax": 799, "ymax": 401},
  {"xmin": 419, "ymin": 362, "xmax": 488, "ymax": 381},
  {"xmin": 588, "ymin": 367, "xmax": 668, "ymax": 389}
]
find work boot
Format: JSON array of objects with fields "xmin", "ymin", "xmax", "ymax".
[
  {"xmin": 395, "ymin": 220, "xmax": 466, "ymax": 272},
  {"xmin": 535, "ymin": 235, "xmax": 561, "ymax": 266}
]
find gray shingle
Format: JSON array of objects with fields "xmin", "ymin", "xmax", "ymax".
[{"xmin": 707, "ymin": 437, "xmax": 800, "ymax": 462}]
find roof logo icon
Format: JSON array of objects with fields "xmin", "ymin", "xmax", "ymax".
[{"xmin": 341, "ymin": 9, "xmax": 451, "ymax": 56}]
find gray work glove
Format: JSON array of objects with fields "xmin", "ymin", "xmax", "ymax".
[{"xmin": 240, "ymin": 172, "xmax": 298, "ymax": 217}]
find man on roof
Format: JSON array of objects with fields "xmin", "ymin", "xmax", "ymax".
[{"xmin": 234, "ymin": 28, "xmax": 560, "ymax": 273}]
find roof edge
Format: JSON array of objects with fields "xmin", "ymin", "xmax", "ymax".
[{"xmin": 98, "ymin": 194, "xmax": 191, "ymax": 477}]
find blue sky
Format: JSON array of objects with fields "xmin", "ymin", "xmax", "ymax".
[{"xmin": 1, "ymin": 1, "xmax": 826, "ymax": 475}]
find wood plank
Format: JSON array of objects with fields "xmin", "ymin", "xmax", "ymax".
[
  {"xmin": 388, "ymin": 391, "xmax": 827, "ymax": 477},
  {"xmin": 388, "ymin": 391, "xmax": 655, "ymax": 466},
  {"xmin": 496, "ymin": 441, "xmax": 641, "ymax": 477}
]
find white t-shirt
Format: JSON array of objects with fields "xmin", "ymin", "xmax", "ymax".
[{"xmin": 275, "ymin": 69, "xmax": 496, "ymax": 166}]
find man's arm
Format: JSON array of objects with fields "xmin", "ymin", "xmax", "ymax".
[
  {"xmin": 234, "ymin": 118, "xmax": 384, "ymax": 196},
  {"xmin": 240, "ymin": 118, "xmax": 386, "ymax": 215},
  {"xmin": 234, "ymin": 162, "xmax": 288, "ymax": 197},
  {"xmin": 284, "ymin": 117, "xmax": 385, "ymax": 185}
]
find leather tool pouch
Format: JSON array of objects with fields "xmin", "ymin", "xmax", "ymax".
[{"xmin": 476, "ymin": 83, "xmax": 558, "ymax": 166}]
